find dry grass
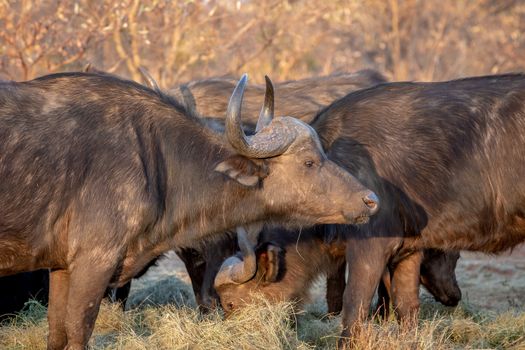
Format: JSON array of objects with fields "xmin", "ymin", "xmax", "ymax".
[{"xmin": 0, "ymin": 280, "xmax": 523, "ymax": 350}]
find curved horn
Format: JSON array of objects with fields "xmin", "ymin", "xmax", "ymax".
[
  {"xmin": 226, "ymin": 75, "xmax": 295, "ymax": 158},
  {"xmin": 225, "ymin": 74, "xmax": 250, "ymax": 153},
  {"xmin": 138, "ymin": 66, "xmax": 160, "ymax": 92},
  {"xmin": 255, "ymin": 76, "xmax": 274, "ymax": 132},
  {"xmin": 214, "ymin": 226, "xmax": 257, "ymax": 287},
  {"xmin": 232, "ymin": 226, "xmax": 257, "ymax": 282}
]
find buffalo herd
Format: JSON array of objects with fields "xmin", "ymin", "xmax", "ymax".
[{"xmin": 0, "ymin": 67, "xmax": 524, "ymax": 349}]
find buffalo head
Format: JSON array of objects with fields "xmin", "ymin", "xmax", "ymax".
[{"xmin": 215, "ymin": 75, "xmax": 379, "ymax": 226}]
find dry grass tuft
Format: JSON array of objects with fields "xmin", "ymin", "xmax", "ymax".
[
  {"xmin": 94, "ymin": 295, "xmax": 306, "ymax": 350},
  {"xmin": 0, "ymin": 300, "xmax": 48, "ymax": 350}
]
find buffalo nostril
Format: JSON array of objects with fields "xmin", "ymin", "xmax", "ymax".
[{"xmin": 362, "ymin": 192, "xmax": 379, "ymax": 213}]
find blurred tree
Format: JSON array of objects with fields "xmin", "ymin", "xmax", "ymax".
[{"xmin": 0, "ymin": 0, "xmax": 523, "ymax": 84}]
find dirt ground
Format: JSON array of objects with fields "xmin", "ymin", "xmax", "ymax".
[{"xmin": 131, "ymin": 244, "xmax": 525, "ymax": 313}]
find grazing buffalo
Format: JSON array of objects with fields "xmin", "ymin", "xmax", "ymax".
[
  {"xmin": 306, "ymin": 73, "xmax": 525, "ymax": 347},
  {"xmin": 214, "ymin": 226, "xmax": 461, "ymax": 315},
  {"xmin": 0, "ymin": 72, "xmax": 377, "ymax": 349}
]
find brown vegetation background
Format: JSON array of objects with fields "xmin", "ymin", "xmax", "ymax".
[{"xmin": 1, "ymin": 0, "xmax": 524, "ymax": 85}]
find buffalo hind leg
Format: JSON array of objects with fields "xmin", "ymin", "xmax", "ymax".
[
  {"xmin": 63, "ymin": 260, "xmax": 116, "ymax": 350},
  {"xmin": 390, "ymin": 251, "xmax": 422, "ymax": 327},
  {"xmin": 47, "ymin": 269, "xmax": 69, "ymax": 350},
  {"xmin": 326, "ymin": 260, "xmax": 346, "ymax": 314},
  {"xmin": 340, "ymin": 238, "xmax": 393, "ymax": 348}
]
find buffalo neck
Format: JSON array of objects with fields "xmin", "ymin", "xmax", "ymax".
[{"xmin": 153, "ymin": 115, "xmax": 266, "ymax": 249}]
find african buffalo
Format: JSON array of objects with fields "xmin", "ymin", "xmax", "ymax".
[
  {"xmin": 0, "ymin": 72, "xmax": 377, "ymax": 349},
  {"xmin": 204, "ymin": 73, "xmax": 524, "ymax": 348},
  {"xmin": 306, "ymin": 73, "xmax": 525, "ymax": 346},
  {"xmin": 214, "ymin": 226, "xmax": 461, "ymax": 315}
]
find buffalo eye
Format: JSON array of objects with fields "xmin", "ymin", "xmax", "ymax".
[{"xmin": 304, "ymin": 160, "xmax": 314, "ymax": 168}]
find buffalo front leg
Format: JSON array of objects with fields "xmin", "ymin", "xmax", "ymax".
[
  {"xmin": 326, "ymin": 260, "xmax": 346, "ymax": 314},
  {"xmin": 390, "ymin": 250, "xmax": 422, "ymax": 326},
  {"xmin": 48, "ymin": 269, "xmax": 69, "ymax": 350},
  {"xmin": 63, "ymin": 260, "xmax": 116, "ymax": 350},
  {"xmin": 340, "ymin": 238, "xmax": 393, "ymax": 348},
  {"xmin": 374, "ymin": 268, "xmax": 392, "ymax": 320},
  {"xmin": 199, "ymin": 259, "xmax": 222, "ymax": 311},
  {"xmin": 176, "ymin": 248, "xmax": 209, "ymax": 310}
]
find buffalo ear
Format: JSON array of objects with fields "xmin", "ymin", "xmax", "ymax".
[
  {"xmin": 257, "ymin": 244, "xmax": 282, "ymax": 283},
  {"xmin": 215, "ymin": 155, "xmax": 268, "ymax": 187}
]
